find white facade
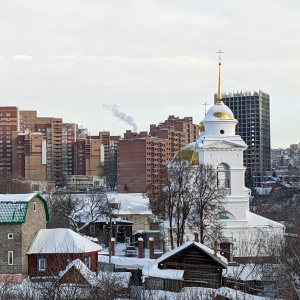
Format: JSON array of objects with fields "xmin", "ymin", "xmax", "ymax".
[{"xmin": 195, "ymin": 99, "xmax": 285, "ymax": 257}]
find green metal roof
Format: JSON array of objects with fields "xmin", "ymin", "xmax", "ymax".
[
  {"xmin": 0, "ymin": 202, "xmax": 28, "ymax": 223},
  {"xmin": 0, "ymin": 193, "xmax": 51, "ymax": 224}
]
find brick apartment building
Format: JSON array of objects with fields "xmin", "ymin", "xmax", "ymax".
[
  {"xmin": 117, "ymin": 116, "xmax": 199, "ymax": 193},
  {"xmin": 0, "ymin": 107, "xmax": 119, "ymax": 188}
]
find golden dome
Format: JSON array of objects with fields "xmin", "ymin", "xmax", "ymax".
[
  {"xmin": 173, "ymin": 143, "xmax": 199, "ymax": 165},
  {"xmin": 213, "ymin": 112, "xmax": 232, "ymax": 119},
  {"xmin": 199, "ymin": 122, "xmax": 205, "ymax": 132}
]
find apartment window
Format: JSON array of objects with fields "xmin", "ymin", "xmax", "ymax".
[
  {"xmin": 8, "ymin": 233, "xmax": 13, "ymax": 239},
  {"xmin": 8, "ymin": 251, "xmax": 13, "ymax": 265},
  {"xmin": 90, "ymin": 225, "xmax": 95, "ymax": 233},
  {"xmin": 6, "ymin": 113, "xmax": 10, "ymax": 116},
  {"xmin": 38, "ymin": 257, "xmax": 47, "ymax": 272},
  {"xmin": 33, "ymin": 202, "xmax": 37, "ymax": 212}
]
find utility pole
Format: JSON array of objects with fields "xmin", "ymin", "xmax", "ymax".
[{"xmin": 109, "ymin": 212, "xmax": 113, "ymax": 264}]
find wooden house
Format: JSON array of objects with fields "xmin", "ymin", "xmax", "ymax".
[
  {"xmin": 78, "ymin": 218, "xmax": 133, "ymax": 246},
  {"xmin": 27, "ymin": 228, "xmax": 102, "ymax": 277},
  {"xmin": 0, "ymin": 193, "xmax": 50, "ymax": 282},
  {"xmin": 143, "ymin": 241, "xmax": 227, "ymax": 292}
]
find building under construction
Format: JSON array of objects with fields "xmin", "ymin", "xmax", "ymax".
[{"xmin": 221, "ymin": 90, "xmax": 271, "ymax": 187}]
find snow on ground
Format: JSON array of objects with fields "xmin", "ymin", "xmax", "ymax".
[
  {"xmin": 1, "ymin": 279, "xmax": 275, "ymax": 300},
  {"xmin": 143, "ymin": 287, "xmax": 273, "ymax": 300},
  {"xmin": 216, "ymin": 287, "xmax": 272, "ymax": 300}
]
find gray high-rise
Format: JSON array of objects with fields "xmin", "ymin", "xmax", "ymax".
[{"xmin": 220, "ymin": 90, "xmax": 271, "ymax": 187}]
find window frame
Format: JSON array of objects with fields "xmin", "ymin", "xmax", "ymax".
[
  {"xmin": 84, "ymin": 256, "xmax": 92, "ymax": 269},
  {"xmin": 8, "ymin": 251, "xmax": 13, "ymax": 265},
  {"xmin": 90, "ymin": 225, "xmax": 95, "ymax": 233},
  {"xmin": 37, "ymin": 257, "xmax": 47, "ymax": 272}
]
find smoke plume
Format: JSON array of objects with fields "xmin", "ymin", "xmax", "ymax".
[{"xmin": 103, "ymin": 104, "xmax": 137, "ymax": 132}]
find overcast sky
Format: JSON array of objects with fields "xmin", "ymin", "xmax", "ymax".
[{"xmin": 0, "ymin": 1, "xmax": 299, "ymax": 148}]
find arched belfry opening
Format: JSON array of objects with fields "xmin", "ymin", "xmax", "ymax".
[{"xmin": 217, "ymin": 163, "xmax": 230, "ymax": 192}]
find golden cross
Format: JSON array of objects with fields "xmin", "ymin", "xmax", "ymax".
[
  {"xmin": 216, "ymin": 50, "xmax": 224, "ymax": 64},
  {"xmin": 203, "ymin": 102, "xmax": 209, "ymax": 115}
]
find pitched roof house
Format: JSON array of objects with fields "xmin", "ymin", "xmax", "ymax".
[
  {"xmin": 27, "ymin": 228, "xmax": 102, "ymax": 277},
  {"xmin": 0, "ymin": 193, "xmax": 50, "ymax": 282},
  {"xmin": 143, "ymin": 241, "xmax": 227, "ymax": 292}
]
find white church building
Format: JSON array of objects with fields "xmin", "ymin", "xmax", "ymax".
[{"xmin": 194, "ymin": 53, "xmax": 285, "ymax": 257}]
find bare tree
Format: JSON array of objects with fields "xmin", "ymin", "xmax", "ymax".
[
  {"xmin": 164, "ymin": 160, "xmax": 199, "ymax": 248},
  {"xmin": 148, "ymin": 160, "xmax": 226, "ymax": 249},
  {"xmin": 194, "ymin": 163, "xmax": 226, "ymax": 244},
  {"xmin": 99, "ymin": 157, "xmax": 117, "ymax": 191},
  {"xmin": 48, "ymin": 192, "xmax": 110, "ymax": 233}
]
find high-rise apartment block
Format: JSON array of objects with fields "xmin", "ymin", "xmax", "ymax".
[
  {"xmin": 0, "ymin": 107, "xmax": 19, "ymax": 179},
  {"xmin": 221, "ymin": 90, "xmax": 271, "ymax": 186},
  {"xmin": 0, "ymin": 107, "xmax": 119, "ymax": 188},
  {"xmin": 117, "ymin": 116, "xmax": 199, "ymax": 193}
]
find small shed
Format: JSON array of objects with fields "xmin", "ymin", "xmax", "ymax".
[
  {"xmin": 143, "ymin": 241, "xmax": 227, "ymax": 292},
  {"xmin": 59, "ymin": 259, "xmax": 98, "ymax": 285},
  {"xmin": 27, "ymin": 228, "xmax": 102, "ymax": 277}
]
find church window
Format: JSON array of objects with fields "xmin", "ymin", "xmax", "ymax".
[{"xmin": 217, "ymin": 163, "xmax": 230, "ymax": 190}]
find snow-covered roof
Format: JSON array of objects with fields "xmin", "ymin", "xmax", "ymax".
[
  {"xmin": 0, "ymin": 193, "xmax": 41, "ymax": 203},
  {"xmin": 142, "ymin": 241, "xmax": 227, "ymax": 280},
  {"xmin": 255, "ymin": 187, "xmax": 272, "ymax": 195},
  {"xmin": 99, "ymin": 254, "xmax": 154, "ymax": 269},
  {"xmin": 107, "ymin": 193, "xmax": 152, "ymax": 215},
  {"xmin": 160, "ymin": 241, "xmax": 227, "ymax": 265},
  {"xmin": 60, "ymin": 259, "xmax": 97, "ymax": 285},
  {"xmin": 223, "ymin": 264, "xmax": 262, "ymax": 281},
  {"xmin": 247, "ymin": 211, "xmax": 285, "ymax": 228},
  {"xmin": 59, "ymin": 259, "xmax": 132, "ymax": 287},
  {"xmin": 27, "ymin": 228, "xmax": 102, "ymax": 254}
]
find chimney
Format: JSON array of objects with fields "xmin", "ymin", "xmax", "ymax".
[
  {"xmin": 194, "ymin": 232, "xmax": 199, "ymax": 243},
  {"xmin": 149, "ymin": 237, "xmax": 155, "ymax": 259},
  {"xmin": 138, "ymin": 237, "xmax": 144, "ymax": 258},
  {"xmin": 111, "ymin": 238, "xmax": 115, "ymax": 256},
  {"xmin": 214, "ymin": 240, "xmax": 218, "ymax": 256}
]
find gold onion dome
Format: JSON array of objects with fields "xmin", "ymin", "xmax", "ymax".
[
  {"xmin": 199, "ymin": 122, "xmax": 205, "ymax": 131},
  {"xmin": 173, "ymin": 143, "xmax": 198, "ymax": 165},
  {"xmin": 203, "ymin": 102, "xmax": 234, "ymax": 122}
]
